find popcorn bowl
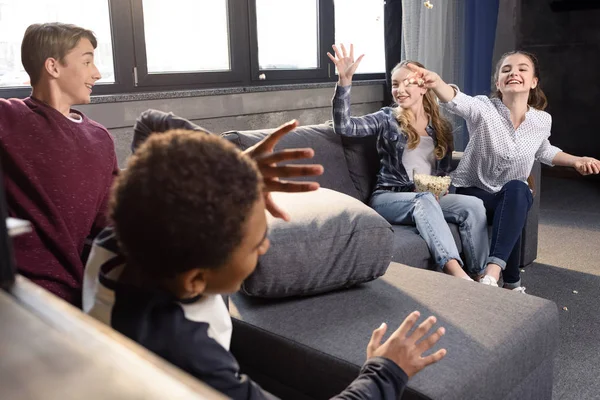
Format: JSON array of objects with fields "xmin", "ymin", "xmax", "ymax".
[{"xmin": 413, "ymin": 173, "xmax": 452, "ymax": 198}]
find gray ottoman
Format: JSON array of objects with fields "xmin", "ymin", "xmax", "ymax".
[{"xmin": 230, "ymin": 262, "xmax": 558, "ymax": 399}]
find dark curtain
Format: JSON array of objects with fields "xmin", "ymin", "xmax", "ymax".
[
  {"xmin": 463, "ymin": 0, "xmax": 500, "ymax": 96},
  {"xmin": 383, "ymin": 0, "xmax": 403, "ymax": 106}
]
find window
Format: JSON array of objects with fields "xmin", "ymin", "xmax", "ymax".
[
  {"xmin": 256, "ymin": 0, "xmax": 319, "ymax": 70},
  {"xmin": 334, "ymin": 0, "xmax": 386, "ymax": 74},
  {"xmin": 0, "ymin": 0, "xmax": 386, "ymax": 97},
  {"xmin": 142, "ymin": 0, "xmax": 231, "ymax": 73},
  {"xmin": 0, "ymin": 0, "xmax": 114, "ymax": 88},
  {"xmin": 130, "ymin": 0, "xmax": 246, "ymax": 86},
  {"xmin": 248, "ymin": 0, "xmax": 333, "ymax": 82}
]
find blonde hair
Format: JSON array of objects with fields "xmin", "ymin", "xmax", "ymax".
[
  {"xmin": 391, "ymin": 61, "xmax": 453, "ymax": 159},
  {"xmin": 21, "ymin": 23, "xmax": 98, "ymax": 86}
]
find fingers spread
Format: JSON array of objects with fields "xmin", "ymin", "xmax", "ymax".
[
  {"xmin": 260, "ymin": 164, "xmax": 324, "ymax": 179},
  {"xmin": 408, "ymin": 316, "xmax": 437, "ymax": 344},
  {"xmin": 392, "ymin": 311, "xmax": 421, "ymax": 340},
  {"xmin": 332, "ymin": 44, "xmax": 342, "ymax": 60},
  {"xmin": 355, "ymin": 54, "xmax": 365, "ymax": 66},
  {"xmin": 255, "ymin": 148, "xmax": 315, "ymax": 164},
  {"xmin": 265, "ymin": 194, "xmax": 290, "ymax": 221},
  {"xmin": 420, "ymin": 348, "xmax": 447, "ymax": 368},
  {"xmin": 256, "ymin": 120, "xmax": 299, "ymax": 152},
  {"xmin": 264, "ymin": 179, "xmax": 320, "ymax": 193},
  {"xmin": 416, "ymin": 326, "xmax": 446, "ymax": 354},
  {"xmin": 340, "ymin": 43, "xmax": 348, "ymax": 58},
  {"xmin": 367, "ymin": 322, "xmax": 388, "ymax": 356}
]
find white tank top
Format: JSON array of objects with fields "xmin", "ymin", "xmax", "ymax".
[{"xmin": 402, "ymin": 136, "xmax": 435, "ymax": 181}]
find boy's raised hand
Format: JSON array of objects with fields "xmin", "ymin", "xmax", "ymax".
[
  {"xmin": 243, "ymin": 120, "xmax": 324, "ymax": 221},
  {"xmin": 367, "ymin": 311, "xmax": 447, "ymax": 378},
  {"xmin": 327, "ymin": 43, "xmax": 364, "ymax": 87}
]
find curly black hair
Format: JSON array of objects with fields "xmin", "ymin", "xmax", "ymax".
[{"xmin": 110, "ymin": 130, "xmax": 262, "ymax": 280}]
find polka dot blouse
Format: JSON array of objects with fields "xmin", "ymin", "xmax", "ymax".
[{"xmin": 441, "ymin": 86, "xmax": 562, "ymax": 193}]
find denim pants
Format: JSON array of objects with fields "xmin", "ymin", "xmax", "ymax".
[
  {"xmin": 456, "ymin": 180, "xmax": 533, "ymax": 287},
  {"xmin": 369, "ymin": 190, "xmax": 489, "ymax": 274}
]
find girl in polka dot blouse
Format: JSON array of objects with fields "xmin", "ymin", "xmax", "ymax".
[{"xmin": 406, "ymin": 51, "xmax": 600, "ymax": 293}]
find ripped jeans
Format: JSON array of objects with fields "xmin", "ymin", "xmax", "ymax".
[{"xmin": 369, "ymin": 190, "xmax": 489, "ymax": 274}]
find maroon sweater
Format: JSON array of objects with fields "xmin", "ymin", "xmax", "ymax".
[{"xmin": 0, "ymin": 97, "xmax": 118, "ymax": 306}]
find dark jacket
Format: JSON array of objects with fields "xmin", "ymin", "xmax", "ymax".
[{"xmin": 85, "ymin": 228, "xmax": 409, "ymax": 400}]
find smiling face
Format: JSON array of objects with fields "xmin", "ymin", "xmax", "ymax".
[
  {"xmin": 391, "ymin": 66, "xmax": 427, "ymax": 110},
  {"xmin": 54, "ymin": 38, "xmax": 101, "ymax": 105},
  {"xmin": 495, "ymin": 53, "xmax": 538, "ymax": 98}
]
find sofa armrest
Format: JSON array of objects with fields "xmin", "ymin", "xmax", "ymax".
[{"xmin": 451, "ymin": 151, "xmax": 463, "ymax": 171}]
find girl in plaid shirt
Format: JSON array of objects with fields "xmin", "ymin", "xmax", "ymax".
[{"xmin": 329, "ymin": 44, "xmax": 489, "ymax": 281}]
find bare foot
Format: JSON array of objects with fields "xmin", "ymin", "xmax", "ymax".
[{"xmin": 443, "ymin": 259, "xmax": 472, "ymax": 281}]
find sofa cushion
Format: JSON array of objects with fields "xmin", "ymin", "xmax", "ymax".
[
  {"xmin": 222, "ymin": 124, "xmax": 361, "ymax": 199},
  {"xmin": 240, "ymin": 188, "xmax": 393, "ymax": 298},
  {"xmin": 231, "ymin": 263, "xmax": 558, "ymax": 400}
]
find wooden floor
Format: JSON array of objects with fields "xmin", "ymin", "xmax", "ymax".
[{"xmin": 0, "ymin": 276, "xmax": 225, "ymax": 400}]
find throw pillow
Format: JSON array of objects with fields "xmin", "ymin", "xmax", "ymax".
[{"xmin": 240, "ymin": 188, "xmax": 393, "ymax": 298}]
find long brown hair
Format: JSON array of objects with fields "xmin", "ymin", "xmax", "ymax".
[
  {"xmin": 391, "ymin": 61, "xmax": 453, "ymax": 159},
  {"xmin": 493, "ymin": 51, "xmax": 548, "ymax": 111}
]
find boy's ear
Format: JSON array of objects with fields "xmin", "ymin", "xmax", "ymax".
[
  {"xmin": 180, "ymin": 268, "xmax": 207, "ymax": 298},
  {"xmin": 44, "ymin": 58, "xmax": 60, "ymax": 79}
]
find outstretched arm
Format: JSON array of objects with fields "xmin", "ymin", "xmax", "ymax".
[
  {"xmin": 403, "ymin": 63, "xmax": 456, "ymax": 103},
  {"xmin": 403, "ymin": 64, "xmax": 488, "ymax": 124},
  {"xmin": 328, "ymin": 44, "xmax": 386, "ymax": 138},
  {"xmin": 552, "ymin": 152, "xmax": 600, "ymax": 175},
  {"xmin": 132, "ymin": 109, "xmax": 209, "ymax": 152}
]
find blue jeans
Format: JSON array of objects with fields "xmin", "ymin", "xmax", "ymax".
[
  {"xmin": 369, "ymin": 191, "xmax": 489, "ymax": 274},
  {"xmin": 456, "ymin": 180, "xmax": 533, "ymax": 287}
]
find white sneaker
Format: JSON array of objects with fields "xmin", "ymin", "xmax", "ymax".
[
  {"xmin": 511, "ymin": 286, "xmax": 527, "ymax": 294},
  {"xmin": 479, "ymin": 275, "xmax": 499, "ymax": 287}
]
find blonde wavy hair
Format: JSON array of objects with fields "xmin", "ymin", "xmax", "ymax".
[{"xmin": 391, "ymin": 61, "xmax": 453, "ymax": 159}]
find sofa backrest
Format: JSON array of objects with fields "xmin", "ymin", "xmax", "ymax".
[
  {"xmin": 339, "ymin": 135, "xmax": 381, "ymax": 202},
  {"xmin": 223, "ymin": 124, "xmax": 364, "ymax": 200}
]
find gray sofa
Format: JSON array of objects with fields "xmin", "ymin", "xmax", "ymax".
[
  {"xmin": 225, "ymin": 124, "xmax": 541, "ymax": 271},
  {"xmin": 226, "ymin": 124, "xmax": 557, "ymax": 399}
]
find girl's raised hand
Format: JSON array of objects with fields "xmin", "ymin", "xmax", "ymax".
[{"xmin": 327, "ymin": 43, "xmax": 364, "ymax": 87}]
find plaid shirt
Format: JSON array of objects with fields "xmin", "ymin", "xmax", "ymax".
[{"xmin": 332, "ymin": 84, "xmax": 452, "ymax": 192}]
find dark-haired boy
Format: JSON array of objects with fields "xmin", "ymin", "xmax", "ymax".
[{"xmin": 85, "ymin": 130, "xmax": 447, "ymax": 399}]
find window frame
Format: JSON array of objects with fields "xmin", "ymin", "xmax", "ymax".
[
  {"xmin": 0, "ymin": 0, "xmax": 385, "ymax": 99},
  {"xmin": 247, "ymin": 0, "xmax": 333, "ymax": 83},
  {"xmin": 129, "ymin": 0, "xmax": 249, "ymax": 87}
]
